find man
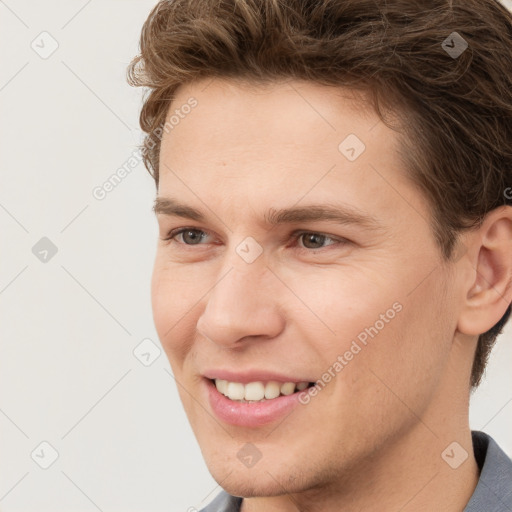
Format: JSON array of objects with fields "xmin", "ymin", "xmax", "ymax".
[{"xmin": 127, "ymin": 0, "xmax": 512, "ymax": 510}]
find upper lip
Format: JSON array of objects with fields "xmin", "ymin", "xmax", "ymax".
[{"xmin": 202, "ymin": 369, "xmax": 314, "ymax": 384}]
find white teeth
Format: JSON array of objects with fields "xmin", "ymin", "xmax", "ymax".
[
  {"xmin": 215, "ymin": 379, "xmax": 227, "ymax": 394},
  {"xmin": 226, "ymin": 382, "xmax": 245, "ymax": 400},
  {"xmin": 280, "ymin": 382, "xmax": 296, "ymax": 395},
  {"xmin": 244, "ymin": 382, "xmax": 265, "ymax": 401},
  {"xmin": 264, "ymin": 381, "xmax": 281, "ymax": 399},
  {"xmin": 214, "ymin": 379, "xmax": 310, "ymax": 402}
]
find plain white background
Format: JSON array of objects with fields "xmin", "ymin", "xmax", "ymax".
[{"xmin": 0, "ymin": 1, "xmax": 511, "ymax": 511}]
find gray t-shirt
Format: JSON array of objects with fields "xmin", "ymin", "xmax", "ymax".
[{"xmin": 200, "ymin": 431, "xmax": 512, "ymax": 511}]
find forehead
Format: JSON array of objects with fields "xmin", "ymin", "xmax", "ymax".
[
  {"xmin": 161, "ymin": 79, "xmax": 390, "ymax": 172},
  {"xmin": 165, "ymin": 78, "xmax": 379, "ymax": 154}
]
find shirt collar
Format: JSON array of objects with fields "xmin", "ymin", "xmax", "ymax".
[{"xmin": 464, "ymin": 431, "xmax": 512, "ymax": 511}]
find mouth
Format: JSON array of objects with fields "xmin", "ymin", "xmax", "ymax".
[
  {"xmin": 211, "ymin": 378, "xmax": 316, "ymax": 403},
  {"xmin": 204, "ymin": 377, "xmax": 316, "ymax": 427}
]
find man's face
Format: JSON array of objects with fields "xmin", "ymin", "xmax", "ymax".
[{"xmin": 152, "ymin": 78, "xmax": 459, "ymax": 496}]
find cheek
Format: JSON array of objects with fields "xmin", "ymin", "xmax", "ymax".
[
  {"xmin": 281, "ymin": 262, "xmax": 402, "ymax": 345},
  {"xmin": 290, "ymin": 263, "xmax": 450, "ymax": 396},
  {"xmin": 150, "ymin": 261, "xmax": 174, "ymax": 338},
  {"xmin": 151, "ymin": 255, "xmax": 210, "ymax": 322},
  {"xmin": 150, "ymin": 258, "xmax": 204, "ymax": 363},
  {"xmin": 340, "ymin": 277, "xmax": 453, "ymax": 421}
]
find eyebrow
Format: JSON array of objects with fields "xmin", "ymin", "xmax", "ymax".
[{"xmin": 153, "ymin": 197, "xmax": 383, "ymax": 231}]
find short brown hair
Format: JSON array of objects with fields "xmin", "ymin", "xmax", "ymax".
[{"xmin": 127, "ymin": 0, "xmax": 512, "ymax": 387}]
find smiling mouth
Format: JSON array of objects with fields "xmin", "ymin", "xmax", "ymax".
[{"xmin": 211, "ymin": 378, "xmax": 316, "ymax": 403}]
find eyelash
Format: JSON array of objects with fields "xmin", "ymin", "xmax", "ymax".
[{"xmin": 161, "ymin": 227, "xmax": 346, "ymax": 252}]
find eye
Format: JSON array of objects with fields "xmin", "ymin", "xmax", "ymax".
[
  {"xmin": 293, "ymin": 231, "xmax": 342, "ymax": 251},
  {"xmin": 162, "ymin": 227, "xmax": 212, "ymax": 245}
]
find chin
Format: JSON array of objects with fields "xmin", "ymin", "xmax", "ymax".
[
  {"xmin": 207, "ymin": 458, "xmax": 313, "ymax": 498},
  {"xmin": 216, "ymin": 477, "xmax": 296, "ymax": 499}
]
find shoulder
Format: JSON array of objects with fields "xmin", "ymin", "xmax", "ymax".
[
  {"xmin": 464, "ymin": 431, "xmax": 512, "ymax": 512},
  {"xmin": 199, "ymin": 490, "xmax": 243, "ymax": 512}
]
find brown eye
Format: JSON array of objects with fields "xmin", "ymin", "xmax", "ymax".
[{"xmin": 299, "ymin": 233, "xmax": 329, "ymax": 249}]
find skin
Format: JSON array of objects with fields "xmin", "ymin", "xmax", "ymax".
[{"xmin": 151, "ymin": 78, "xmax": 512, "ymax": 511}]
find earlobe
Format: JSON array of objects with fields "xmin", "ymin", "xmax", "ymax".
[{"xmin": 457, "ymin": 207, "xmax": 512, "ymax": 336}]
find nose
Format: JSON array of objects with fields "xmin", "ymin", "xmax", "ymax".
[{"xmin": 196, "ymin": 262, "xmax": 285, "ymax": 347}]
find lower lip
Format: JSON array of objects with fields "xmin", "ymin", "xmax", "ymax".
[{"xmin": 205, "ymin": 379, "xmax": 306, "ymax": 427}]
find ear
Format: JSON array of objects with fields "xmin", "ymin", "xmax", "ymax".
[{"xmin": 457, "ymin": 206, "xmax": 512, "ymax": 336}]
